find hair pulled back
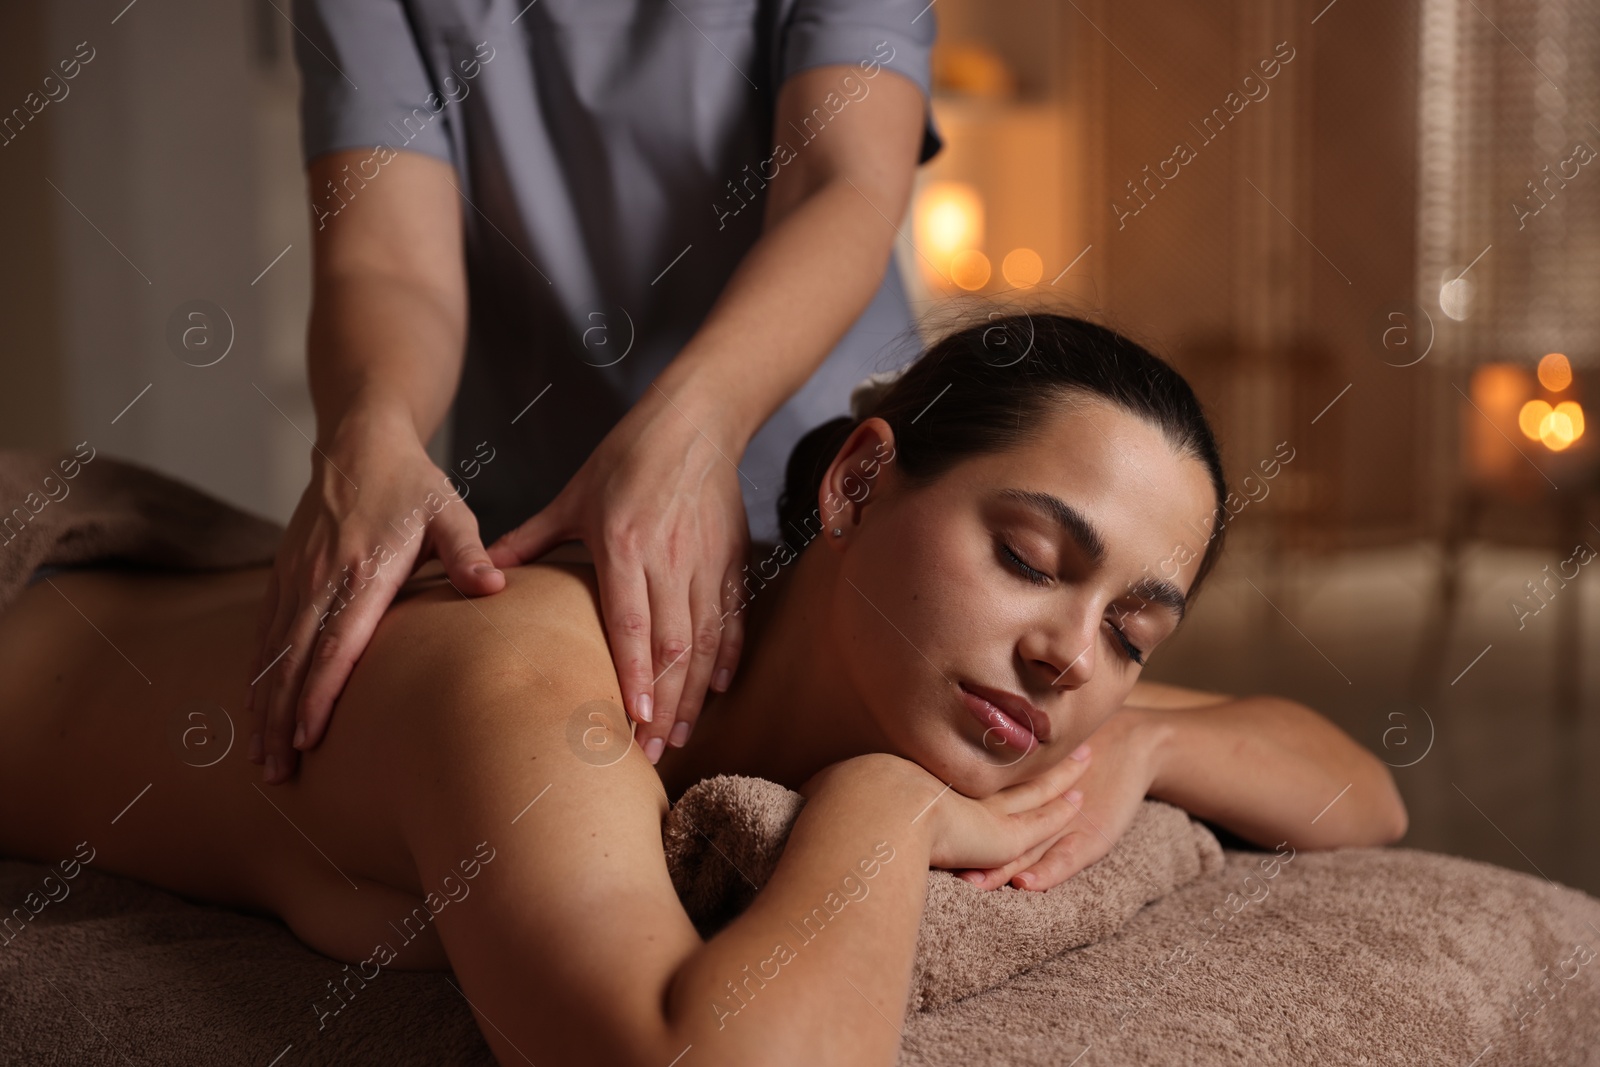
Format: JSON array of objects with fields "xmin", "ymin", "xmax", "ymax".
[{"xmin": 775, "ymin": 312, "xmax": 1230, "ymax": 603}]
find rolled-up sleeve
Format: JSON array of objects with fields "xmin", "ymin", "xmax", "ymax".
[
  {"xmin": 780, "ymin": 0, "xmax": 943, "ymax": 162},
  {"xmin": 290, "ymin": 0, "xmax": 456, "ymax": 167}
]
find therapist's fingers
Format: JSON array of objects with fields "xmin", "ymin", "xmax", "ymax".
[
  {"xmin": 709, "ymin": 556, "xmax": 747, "ymax": 699},
  {"xmin": 249, "ymin": 570, "xmax": 298, "ymax": 765},
  {"xmin": 637, "ymin": 559, "xmax": 695, "ymax": 761},
  {"xmin": 592, "ymin": 539, "xmax": 657, "ymax": 742},
  {"xmin": 433, "ymin": 499, "xmax": 506, "ymax": 596},
  {"xmin": 484, "ymin": 501, "xmax": 566, "ymax": 570},
  {"xmin": 664, "ymin": 566, "xmax": 726, "ymax": 750},
  {"xmin": 293, "ymin": 569, "xmax": 406, "ymax": 754},
  {"xmin": 261, "ymin": 599, "xmax": 322, "ymax": 783}
]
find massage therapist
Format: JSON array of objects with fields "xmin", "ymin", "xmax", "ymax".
[{"xmin": 247, "ymin": 0, "xmax": 943, "ymax": 783}]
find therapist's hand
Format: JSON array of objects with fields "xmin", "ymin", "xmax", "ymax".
[
  {"xmin": 486, "ymin": 385, "xmax": 750, "ymax": 762},
  {"xmin": 248, "ymin": 407, "xmax": 505, "ymax": 783}
]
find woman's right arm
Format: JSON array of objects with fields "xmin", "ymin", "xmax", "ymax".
[
  {"xmin": 394, "ymin": 618, "xmax": 1085, "ymax": 1066},
  {"xmin": 250, "ymin": 148, "xmax": 505, "ymax": 785}
]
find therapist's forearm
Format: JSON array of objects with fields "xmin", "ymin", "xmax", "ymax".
[
  {"xmin": 303, "ymin": 148, "xmax": 469, "ymax": 452},
  {"xmin": 307, "ymin": 270, "xmax": 466, "ymax": 449},
  {"xmin": 654, "ymin": 177, "xmax": 900, "ymax": 449},
  {"xmin": 1136, "ymin": 696, "xmax": 1409, "ymax": 849}
]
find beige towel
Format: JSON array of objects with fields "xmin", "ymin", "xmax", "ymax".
[
  {"xmin": 0, "ymin": 447, "xmax": 281, "ymax": 612},
  {"xmin": 664, "ymin": 774, "xmax": 1225, "ymax": 1011},
  {"xmin": 5, "ymin": 776, "xmax": 1599, "ymax": 1064}
]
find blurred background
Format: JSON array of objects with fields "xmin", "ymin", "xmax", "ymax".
[{"xmin": 2, "ymin": 0, "xmax": 1596, "ymax": 892}]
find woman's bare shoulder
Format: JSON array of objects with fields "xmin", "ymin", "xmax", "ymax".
[
  {"xmin": 320, "ymin": 556, "xmax": 619, "ymax": 762},
  {"xmin": 331, "ymin": 550, "xmax": 665, "ymax": 825},
  {"xmin": 384, "ymin": 556, "xmax": 610, "ymax": 665}
]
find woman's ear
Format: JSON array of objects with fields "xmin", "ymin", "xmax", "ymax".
[{"xmin": 818, "ymin": 417, "xmax": 898, "ymax": 545}]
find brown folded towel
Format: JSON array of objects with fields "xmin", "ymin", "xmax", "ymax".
[
  {"xmin": 6, "ymin": 779, "xmax": 1600, "ymax": 1065},
  {"xmin": 0, "ymin": 447, "xmax": 282, "ymax": 612},
  {"xmin": 0, "ymin": 858, "xmax": 495, "ymax": 1067},
  {"xmin": 665, "ymin": 773, "xmax": 1225, "ymax": 1011},
  {"xmin": 899, "ymin": 846, "xmax": 1600, "ymax": 1066}
]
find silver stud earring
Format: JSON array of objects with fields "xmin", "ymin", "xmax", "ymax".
[{"xmin": 831, "ymin": 527, "xmax": 843, "ymax": 537}]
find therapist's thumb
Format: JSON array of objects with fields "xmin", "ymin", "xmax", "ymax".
[
  {"xmin": 434, "ymin": 505, "xmax": 506, "ymax": 595},
  {"xmin": 485, "ymin": 504, "xmax": 565, "ymax": 570}
]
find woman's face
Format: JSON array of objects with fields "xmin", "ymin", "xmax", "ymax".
[{"xmin": 821, "ymin": 394, "xmax": 1219, "ymax": 797}]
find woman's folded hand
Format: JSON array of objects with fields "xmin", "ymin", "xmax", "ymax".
[
  {"xmin": 954, "ymin": 707, "xmax": 1166, "ymax": 892},
  {"xmin": 802, "ymin": 751, "xmax": 1093, "ymax": 877}
]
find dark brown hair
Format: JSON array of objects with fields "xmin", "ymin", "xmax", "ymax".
[{"xmin": 775, "ymin": 312, "xmax": 1230, "ymax": 604}]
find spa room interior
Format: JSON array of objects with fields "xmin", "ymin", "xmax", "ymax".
[{"xmin": 1, "ymin": 0, "xmax": 1597, "ymax": 1063}]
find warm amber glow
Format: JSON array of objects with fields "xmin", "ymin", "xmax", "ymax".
[
  {"xmin": 950, "ymin": 249, "xmax": 992, "ymax": 290},
  {"xmin": 932, "ymin": 41, "xmax": 1018, "ymax": 99},
  {"xmin": 1540, "ymin": 410, "xmax": 1575, "ymax": 450},
  {"xmin": 914, "ymin": 182, "xmax": 984, "ymax": 269},
  {"xmin": 1538, "ymin": 352, "xmax": 1573, "ymax": 391},
  {"xmin": 1519, "ymin": 399, "xmax": 1553, "ymax": 440},
  {"xmin": 1474, "ymin": 363, "xmax": 1533, "ymax": 416},
  {"xmin": 1556, "ymin": 400, "xmax": 1585, "ymax": 442},
  {"xmin": 1467, "ymin": 363, "xmax": 1536, "ymax": 480},
  {"xmin": 1001, "ymin": 247, "xmax": 1044, "ymax": 288}
]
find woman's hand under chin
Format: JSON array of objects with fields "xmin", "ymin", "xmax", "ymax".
[
  {"xmin": 799, "ymin": 751, "xmax": 1094, "ymax": 875},
  {"xmin": 953, "ymin": 705, "xmax": 1170, "ymax": 892}
]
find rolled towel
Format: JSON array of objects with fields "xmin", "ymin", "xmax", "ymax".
[
  {"xmin": 663, "ymin": 774, "xmax": 1225, "ymax": 1010},
  {"xmin": 0, "ymin": 447, "xmax": 282, "ymax": 614}
]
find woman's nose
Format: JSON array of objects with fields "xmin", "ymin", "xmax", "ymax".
[{"xmin": 1021, "ymin": 612, "xmax": 1097, "ymax": 690}]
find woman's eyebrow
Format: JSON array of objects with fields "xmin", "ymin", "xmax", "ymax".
[
  {"xmin": 997, "ymin": 487, "xmax": 1187, "ymax": 623},
  {"xmin": 998, "ymin": 487, "xmax": 1106, "ymax": 566},
  {"xmin": 1124, "ymin": 576, "xmax": 1188, "ymax": 624}
]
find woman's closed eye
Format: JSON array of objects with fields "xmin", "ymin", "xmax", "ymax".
[
  {"xmin": 999, "ymin": 540, "xmax": 1050, "ymax": 587},
  {"xmin": 997, "ymin": 540, "xmax": 1147, "ymax": 665},
  {"xmin": 1106, "ymin": 619, "xmax": 1145, "ymax": 665}
]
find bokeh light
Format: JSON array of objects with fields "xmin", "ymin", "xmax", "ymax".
[
  {"xmin": 914, "ymin": 181, "xmax": 984, "ymax": 279},
  {"xmin": 1439, "ymin": 277, "xmax": 1473, "ymax": 321},
  {"xmin": 950, "ymin": 249, "xmax": 992, "ymax": 290},
  {"xmin": 1473, "ymin": 362, "xmax": 1532, "ymax": 416},
  {"xmin": 1521, "ymin": 399, "xmax": 1587, "ymax": 450},
  {"xmin": 1538, "ymin": 352, "xmax": 1572, "ymax": 391},
  {"xmin": 1540, "ymin": 409, "xmax": 1576, "ymax": 450},
  {"xmin": 1519, "ymin": 399, "xmax": 1553, "ymax": 440},
  {"xmin": 1555, "ymin": 400, "xmax": 1585, "ymax": 442},
  {"xmin": 1001, "ymin": 247, "xmax": 1043, "ymax": 288}
]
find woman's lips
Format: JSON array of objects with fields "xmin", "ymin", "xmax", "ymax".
[{"xmin": 957, "ymin": 683, "xmax": 1040, "ymax": 753}]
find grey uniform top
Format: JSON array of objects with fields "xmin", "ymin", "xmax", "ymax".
[{"xmin": 292, "ymin": 0, "xmax": 941, "ymax": 544}]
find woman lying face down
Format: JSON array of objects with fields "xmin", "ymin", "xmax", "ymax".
[
  {"xmin": 655, "ymin": 312, "xmax": 1226, "ymax": 805},
  {"xmin": 0, "ymin": 314, "xmax": 1404, "ymax": 1066}
]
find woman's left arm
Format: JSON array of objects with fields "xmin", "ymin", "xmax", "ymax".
[
  {"xmin": 1134, "ymin": 692, "xmax": 1409, "ymax": 850},
  {"xmin": 959, "ymin": 683, "xmax": 1409, "ymax": 891},
  {"xmin": 487, "ymin": 66, "xmax": 927, "ymax": 753}
]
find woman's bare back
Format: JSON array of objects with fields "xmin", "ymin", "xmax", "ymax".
[{"xmin": 0, "ymin": 557, "xmax": 637, "ymax": 968}]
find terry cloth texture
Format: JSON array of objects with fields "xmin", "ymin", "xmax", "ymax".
[
  {"xmin": 664, "ymin": 774, "xmax": 1226, "ymax": 1012},
  {"xmin": 671, "ymin": 777, "xmax": 1600, "ymax": 1065},
  {"xmin": 4, "ymin": 776, "xmax": 1598, "ymax": 1064},
  {"xmin": 0, "ymin": 448, "xmax": 282, "ymax": 614}
]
